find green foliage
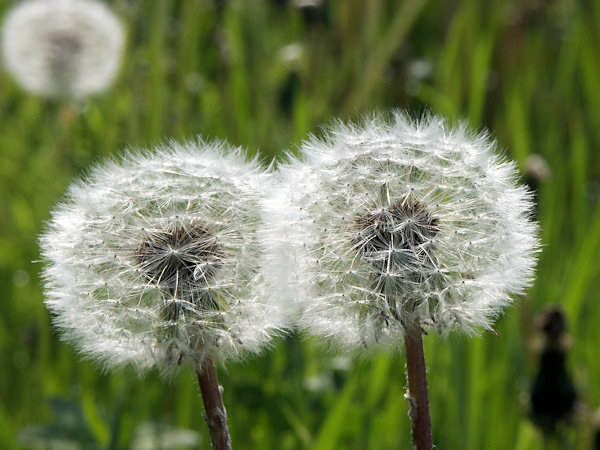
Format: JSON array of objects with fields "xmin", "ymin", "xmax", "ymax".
[{"xmin": 1, "ymin": 0, "xmax": 599, "ymax": 448}]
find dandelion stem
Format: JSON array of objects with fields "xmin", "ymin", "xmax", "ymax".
[
  {"xmin": 403, "ymin": 319, "xmax": 433, "ymax": 450},
  {"xmin": 196, "ymin": 357, "xmax": 232, "ymax": 450}
]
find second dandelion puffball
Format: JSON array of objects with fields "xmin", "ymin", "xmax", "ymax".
[
  {"xmin": 40, "ymin": 141, "xmax": 286, "ymax": 374},
  {"xmin": 1, "ymin": 0, "xmax": 125, "ymax": 98},
  {"xmin": 265, "ymin": 112, "xmax": 539, "ymax": 349}
]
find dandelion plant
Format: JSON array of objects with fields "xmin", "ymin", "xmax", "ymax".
[
  {"xmin": 2, "ymin": 0, "xmax": 125, "ymax": 98},
  {"xmin": 40, "ymin": 140, "xmax": 287, "ymax": 450},
  {"xmin": 265, "ymin": 112, "xmax": 540, "ymax": 449}
]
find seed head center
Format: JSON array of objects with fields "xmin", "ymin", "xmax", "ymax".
[
  {"xmin": 354, "ymin": 201, "xmax": 439, "ymax": 273},
  {"xmin": 137, "ymin": 223, "xmax": 221, "ymax": 290},
  {"xmin": 47, "ymin": 31, "xmax": 82, "ymax": 61}
]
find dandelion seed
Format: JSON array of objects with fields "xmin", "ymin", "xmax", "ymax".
[
  {"xmin": 2, "ymin": 0, "xmax": 125, "ymax": 98},
  {"xmin": 268, "ymin": 111, "xmax": 539, "ymax": 348},
  {"xmin": 39, "ymin": 140, "xmax": 285, "ymax": 375}
]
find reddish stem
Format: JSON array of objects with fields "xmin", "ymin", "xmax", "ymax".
[
  {"xmin": 403, "ymin": 320, "xmax": 433, "ymax": 450},
  {"xmin": 196, "ymin": 357, "xmax": 232, "ymax": 450}
]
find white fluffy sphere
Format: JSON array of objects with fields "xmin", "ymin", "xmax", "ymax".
[
  {"xmin": 40, "ymin": 140, "xmax": 286, "ymax": 374},
  {"xmin": 265, "ymin": 112, "xmax": 540, "ymax": 350},
  {"xmin": 2, "ymin": 0, "xmax": 125, "ymax": 98}
]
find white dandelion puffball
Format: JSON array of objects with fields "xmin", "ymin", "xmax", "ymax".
[
  {"xmin": 2, "ymin": 0, "xmax": 125, "ymax": 98},
  {"xmin": 40, "ymin": 141, "xmax": 286, "ymax": 374},
  {"xmin": 266, "ymin": 112, "xmax": 539, "ymax": 350}
]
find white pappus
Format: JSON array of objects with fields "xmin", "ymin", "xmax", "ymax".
[
  {"xmin": 40, "ymin": 140, "xmax": 287, "ymax": 374},
  {"xmin": 2, "ymin": 0, "xmax": 125, "ymax": 98},
  {"xmin": 264, "ymin": 111, "xmax": 540, "ymax": 351}
]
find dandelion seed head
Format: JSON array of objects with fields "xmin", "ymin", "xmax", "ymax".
[
  {"xmin": 266, "ymin": 112, "xmax": 540, "ymax": 350},
  {"xmin": 2, "ymin": 0, "xmax": 125, "ymax": 98},
  {"xmin": 40, "ymin": 140, "xmax": 286, "ymax": 374}
]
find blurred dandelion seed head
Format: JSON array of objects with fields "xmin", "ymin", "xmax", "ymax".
[
  {"xmin": 267, "ymin": 112, "xmax": 540, "ymax": 350},
  {"xmin": 2, "ymin": 0, "xmax": 125, "ymax": 98},
  {"xmin": 40, "ymin": 141, "xmax": 285, "ymax": 374}
]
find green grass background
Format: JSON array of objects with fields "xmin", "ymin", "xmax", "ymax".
[{"xmin": 1, "ymin": 0, "xmax": 599, "ymax": 448}]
